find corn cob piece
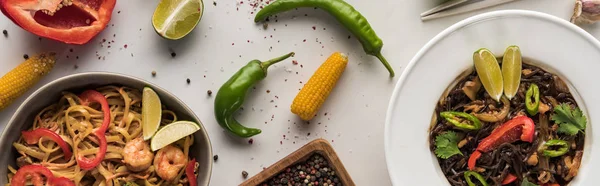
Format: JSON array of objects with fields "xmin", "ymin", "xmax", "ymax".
[
  {"xmin": 0, "ymin": 53, "xmax": 56, "ymax": 110},
  {"xmin": 291, "ymin": 52, "xmax": 348, "ymax": 120}
]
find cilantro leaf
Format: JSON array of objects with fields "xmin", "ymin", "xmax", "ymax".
[
  {"xmin": 521, "ymin": 179, "xmax": 539, "ymax": 186},
  {"xmin": 434, "ymin": 131, "xmax": 463, "ymax": 159},
  {"xmin": 551, "ymin": 103, "xmax": 587, "ymax": 136}
]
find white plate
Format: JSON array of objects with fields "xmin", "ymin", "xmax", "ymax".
[{"xmin": 384, "ymin": 10, "xmax": 599, "ymax": 185}]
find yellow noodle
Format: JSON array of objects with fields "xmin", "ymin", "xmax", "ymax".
[{"xmin": 7, "ymin": 86, "xmax": 195, "ymax": 185}]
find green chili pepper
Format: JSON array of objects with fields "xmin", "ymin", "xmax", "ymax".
[
  {"xmin": 526, "ymin": 83, "xmax": 540, "ymax": 116},
  {"xmin": 214, "ymin": 52, "xmax": 295, "ymax": 138},
  {"xmin": 440, "ymin": 111, "xmax": 482, "ymax": 130},
  {"xmin": 464, "ymin": 171, "xmax": 488, "ymax": 186},
  {"xmin": 541, "ymin": 139, "xmax": 569, "ymax": 157},
  {"xmin": 254, "ymin": 0, "xmax": 395, "ymax": 77}
]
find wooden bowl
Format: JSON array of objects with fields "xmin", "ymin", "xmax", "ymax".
[{"xmin": 240, "ymin": 138, "xmax": 355, "ymax": 186}]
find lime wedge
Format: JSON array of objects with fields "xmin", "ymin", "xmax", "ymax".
[
  {"xmin": 151, "ymin": 121, "xmax": 200, "ymax": 151},
  {"xmin": 473, "ymin": 48, "xmax": 503, "ymax": 102},
  {"xmin": 502, "ymin": 45, "xmax": 522, "ymax": 100},
  {"xmin": 152, "ymin": 0, "xmax": 204, "ymax": 40},
  {"xmin": 143, "ymin": 87, "xmax": 162, "ymax": 140}
]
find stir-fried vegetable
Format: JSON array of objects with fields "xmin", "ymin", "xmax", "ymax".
[
  {"xmin": 552, "ymin": 103, "xmax": 587, "ymax": 136},
  {"xmin": 434, "ymin": 131, "xmax": 462, "ymax": 159},
  {"xmin": 464, "ymin": 171, "xmax": 488, "ymax": 186},
  {"xmin": 473, "ymin": 96, "xmax": 510, "ymax": 122},
  {"xmin": 501, "ymin": 174, "xmax": 517, "ymax": 185},
  {"xmin": 540, "ymin": 139, "xmax": 569, "ymax": 157},
  {"xmin": 526, "ymin": 84, "xmax": 540, "ymax": 116},
  {"xmin": 440, "ymin": 111, "xmax": 482, "ymax": 130},
  {"xmin": 468, "ymin": 116, "xmax": 535, "ymax": 170},
  {"xmin": 521, "ymin": 179, "xmax": 539, "ymax": 186}
]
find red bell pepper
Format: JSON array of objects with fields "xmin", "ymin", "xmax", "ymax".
[
  {"xmin": 0, "ymin": 0, "xmax": 116, "ymax": 44},
  {"xmin": 186, "ymin": 158, "xmax": 197, "ymax": 186},
  {"xmin": 11, "ymin": 165, "xmax": 74, "ymax": 186},
  {"xmin": 76, "ymin": 90, "xmax": 110, "ymax": 170},
  {"xmin": 501, "ymin": 174, "xmax": 517, "ymax": 185},
  {"xmin": 468, "ymin": 116, "xmax": 535, "ymax": 170},
  {"xmin": 48, "ymin": 177, "xmax": 76, "ymax": 186},
  {"xmin": 543, "ymin": 183, "xmax": 560, "ymax": 186},
  {"xmin": 22, "ymin": 128, "xmax": 72, "ymax": 160}
]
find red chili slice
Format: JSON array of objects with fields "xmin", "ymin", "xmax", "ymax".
[
  {"xmin": 76, "ymin": 90, "xmax": 110, "ymax": 170},
  {"xmin": 186, "ymin": 158, "xmax": 197, "ymax": 186},
  {"xmin": 468, "ymin": 116, "xmax": 535, "ymax": 170},
  {"xmin": 11, "ymin": 165, "xmax": 53, "ymax": 186},
  {"xmin": 22, "ymin": 128, "xmax": 72, "ymax": 160},
  {"xmin": 47, "ymin": 177, "xmax": 76, "ymax": 186},
  {"xmin": 501, "ymin": 173, "xmax": 517, "ymax": 185},
  {"xmin": 0, "ymin": 0, "xmax": 116, "ymax": 44}
]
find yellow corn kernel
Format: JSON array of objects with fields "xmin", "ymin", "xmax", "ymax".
[
  {"xmin": 291, "ymin": 52, "xmax": 348, "ymax": 121},
  {"xmin": 0, "ymin": 53, "xmax": 56, "ymax": 110}
]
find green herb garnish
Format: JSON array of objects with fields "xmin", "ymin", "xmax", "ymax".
[
  {"xmin": 434, "ymin": 131, "xmax": 463, "ymax": 159},
  {"xmin": 552, "ymin": 103, "xmax": 587, "ymax": 136},
  {"xmin": 521, "ymin": 179, "xmax": 539, "ymax": 186}
]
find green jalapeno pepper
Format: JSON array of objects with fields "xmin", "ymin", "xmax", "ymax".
[
  {"xmin": 526, "ymin": 83, "xmax": 540, "ymax": 116},
  {"xmin": 440, "ymin": 111, "xmax": 482, "ymax": 130},
  {"xmin": 541, "ymin": 139, "xmax": 569, "ymax": 157},
  {"xmin": 214, "ymin": 52, "xmax": 295, "ymax": 138},
  {"xmin": 464, "ymin": 171, "xmax": 488, "ymax": 186},
  {"xmin": 254, "ymin": 0, "xmax": 395, "ymax": 77}
]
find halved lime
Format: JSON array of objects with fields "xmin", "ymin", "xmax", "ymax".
[
  {"xmin": 143, "ymin": 87, "xmax": 162, "ymax": 140},
  {"xmin": 502, "ymin": 45, "xmax": 522, "ymax": 100},
  {"xmin": 151, "ymin": 121, "xmax": 201, "ymax": 151},
  {"xmin": 152, "ymin": 0, "xmax": 204, "ymax": 40},
  {"xmin": 473, "ymin": 48, "xmax": 503, "ymax": 102}
]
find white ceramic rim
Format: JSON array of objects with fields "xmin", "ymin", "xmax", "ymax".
[{"xmin": 384, "ymin": 10, "xmax": 600, "ymax": 185}]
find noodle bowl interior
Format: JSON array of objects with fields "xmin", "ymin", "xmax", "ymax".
[
  {"xmin": 7, "ymin": 86, "xmax": 199, "ymax": 185},
  {"xmin": 429, "ymin": 59, "xmax": 586, "ymax": 186}
]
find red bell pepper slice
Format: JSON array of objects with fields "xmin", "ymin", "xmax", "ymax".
[
  {"xmin": 48, "ymin": 177, "xmax": 76, "ymax": 186},
  {"xmin": 468, "ymin": 116, "xmax": 535, "ymax": 170},
  {"xmin": 11, "ymin": 165, "xmax": 52, "ymax": 186},
  {"xmin": 501, "ymin": 174, "xmax": 517, "ymax": 185},
  {"xmin": 22, "ymin": 128, "xmax": 72, "ymax": 160},
  {"xmin": 542, "ymin": 183, "xmax": 560, "ymax": 186},
  {"xmin": 11, "ymin": 165, "xmax": 75, "ymax": 186},
  {"xmin": 186, "ymin": 158, "xmax": 197, "ymax": 186},
  {"xmin": 76, "ymin": 90, "xmax": 110, "ymax": 170},
  {"xmin": 0, "ymin": 0, "xmax": 116, "ymax": 44}
]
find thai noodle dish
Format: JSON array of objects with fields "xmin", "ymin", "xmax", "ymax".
[
  {"xmin": 429, "ymin": 46, "xmax": 586, "ymax": 186},
  {"xmin": 7, "ymin": 86, "xmax": 201, "ymax": 186}
]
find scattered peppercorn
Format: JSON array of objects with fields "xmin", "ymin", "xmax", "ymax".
[
  {"xmin": 151, "ymin": 71, "xmax": 157, "ymax": 77},
  {"xmin": 171, "ymin": 52, "xmax": 176, "ymax": 57},
  {"xmin": 213, "ymin": 1, "xmax": 216, "ymax": 6},
  {"xmin": 207, "ymin": 90, "xmax": 213, "ymax": 96},
  {"xmin": 213, "ymin": 155, "xmax": 218, "ymax": 161},
  {"xmin": 266, "ymin": 90, "xmax": 271, "ymax": 93},
  {"xmin": 186, "ymin": 78, "xmax": 191, "ymax": 84},
  {"xmin": 74, "ymin": 65, "xmax": 79, "ymax": 69},
  {"xmin": 23, "ymin": 54, "xmax": 29, "ymax": 60},
  {"xmin": 260, "ymin": 154, "xmax": 341, "ymax": 185},
  {"xmin": 2, "ymin": 30, "xmax": 7, "ymax": 37},
  {"xmin": 263, "ymin": 23, "xmax": 268, "ymax": 29},
  {"xmin": 242, "ymin": 171, "xmax": 249, "ymax": 178},
  {"xmin": 248, "ymin": 138, "xmax": 254, "ymax": 144}
]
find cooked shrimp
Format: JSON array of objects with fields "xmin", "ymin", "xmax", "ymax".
[
  {"xmin": 153, "ymin": 145, "xmax": 186, "ymax": 181},
  {"xmin": 122, "ymin": 138, "xmax": 153, "ymax": 172}
]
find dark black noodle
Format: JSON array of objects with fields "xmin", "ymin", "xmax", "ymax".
[{"xmin": 429, "ymin": 61, "xmax": 585, "ymax": 186}]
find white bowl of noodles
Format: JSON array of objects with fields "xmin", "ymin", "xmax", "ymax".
[
  {"xmin": 0, "ymin": 72, "xmax": 213, "ymax": 185},
  {"xmin": 385, "ymin": 10, "xmax": 600, "ymax": 185}
]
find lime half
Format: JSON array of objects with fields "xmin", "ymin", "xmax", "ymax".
[
  {"xmin": 502, "ymin": 46, "xmax": 522, "ymax": 100},
  {"xmin": 143, "ymin": 87, "xmax": 162, "ymax": 140},
  {"xmin": 151, "ymin": 121, "xmax": 201, "ymax": 151},
  {"xmin": 473, "ymin": 48, "xmax": 503, "ymax": 102},
  {"xmin": 152, "ymin": 0, "xmax": 204, "ymax": 40}
]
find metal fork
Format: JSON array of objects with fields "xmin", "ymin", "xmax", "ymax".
[{"xmin": 421, "ymin": 0, "xmax": 520, "ymax": 21}]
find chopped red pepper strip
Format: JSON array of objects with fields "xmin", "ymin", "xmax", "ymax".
[
  {"xmin": 542, "ymin": 183, "xmax": 560, "ymax": 186},
  {"xmin": 186, "ymin": 158, "xmax": 197, "ymax": 186},
  {"xmin": 76, "ymin": 90, "xmax": 110, "ymax": 170},
  {"xmin": 11, "ymin": 165, "xmax": 53, "ymax": 186},
  {"xmin": 501, "ymin": 174, "xmax": 517, "ymax": 185},
  {"xmin": 48, "ymin": 177, "xmax": 76, "ymax": 186},
  {"xmin": 21, "ymin": 128, "xmax": 72, "ymax": 160},
  {"xmin": 468, "ymin": 116, "xmax": 535, "ymax": 170}
]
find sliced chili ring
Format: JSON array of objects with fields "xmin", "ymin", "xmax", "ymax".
[
  {"xmin": 541, "ymin": 139, "xmax": 569, "ymax": 157},
  {"xmin": 464, "ymin": 171, "xmax": 488, "ymax": 186},
  {"xmin": 440, "ymin": 111, "xmax": 482, "ymax": 130},
  {"xmin": 526, "ymin": 83, "xmax": 540, "ymax": 116}
]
